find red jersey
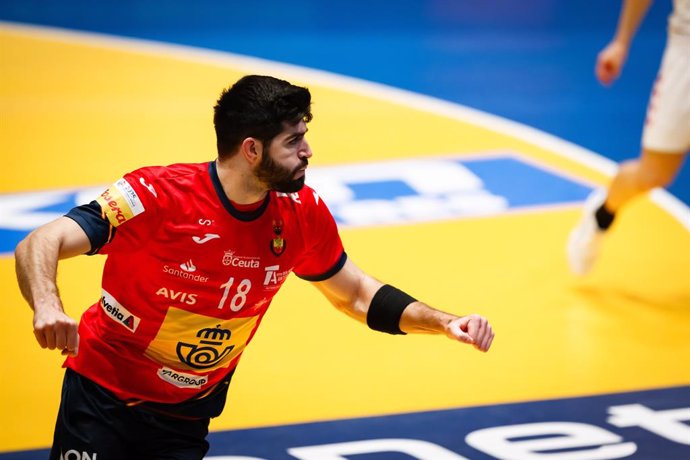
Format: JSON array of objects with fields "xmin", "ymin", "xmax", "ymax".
[{"xmin": 65, "ymin": 161, "xmax": 345, "ymax": 405}]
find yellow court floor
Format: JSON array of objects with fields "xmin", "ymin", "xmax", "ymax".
[{"xmin": 1, "ymin": 23, "xmax": 689, "ymax": 456}]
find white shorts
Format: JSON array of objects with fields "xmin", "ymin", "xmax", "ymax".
[{"xmin": 641, "ymin": 32, "xmax": 690, "ymax": 154}]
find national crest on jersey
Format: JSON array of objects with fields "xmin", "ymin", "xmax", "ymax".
[
  {"xmin": 65, "ymin": 161, "xmax": 345, "ymax": 405},
  {"xmin": 270, "ymin": 218, "xmax": 286, "ymax": 256}
]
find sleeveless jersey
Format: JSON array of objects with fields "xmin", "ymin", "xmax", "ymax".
[{"xmin": 64, "ymin": 161, "xmax": 345, "ymax": 405}]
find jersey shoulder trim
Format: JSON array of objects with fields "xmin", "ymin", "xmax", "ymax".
[{"xmin": 296, "ymin": 251, "xmax": 348, "ymax": 281}]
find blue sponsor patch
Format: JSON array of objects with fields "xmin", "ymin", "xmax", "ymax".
[
  {"xmin": 3, "ymin": 386, "xmax": 688, "ymax": 459},
  {"xmin": 0, "ymin": 154, "xmax": 592, "ymax": 255}
]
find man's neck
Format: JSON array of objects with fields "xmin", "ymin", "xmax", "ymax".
[{"xmin": 215, "ymin": 158, "xmax": 268, "ymax": 205}]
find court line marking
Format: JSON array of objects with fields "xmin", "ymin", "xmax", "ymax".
[{"xmin": 2, "ymin": 20, "xmax": 688, "ymax": 230}]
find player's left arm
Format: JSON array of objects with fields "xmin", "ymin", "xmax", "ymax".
[{"xmin": 312, "ymin": 258, "xmax": 495, "ymax": 352}]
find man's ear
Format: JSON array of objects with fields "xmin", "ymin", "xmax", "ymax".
[{"xmin": 240, "ymin": 137, "xmax": 262, "ymax": 165}]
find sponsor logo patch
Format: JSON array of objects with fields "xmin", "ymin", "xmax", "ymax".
[
  {"xmin": 95, "ymin": 178, "xmax": 145, "ymax": 227},
  {"xmin": 58, "ymin": 449, "xmax": 99, "ymax": 460},
  {"xmin": 177, "ymin": 324, "xmax": 235, "ymax": 370},
  {"xmin": 155, "ymin": 287, "xmax": 197, "ymax": 305},
  {"xmin": 263, "ymin": 264, "xmax": 291, "ymax": 291},
  {"xmin": 222, "ymin": 250, "xmax": 260, "ymax": 268},
  {"xmin": 144, "ymin": 309, "xmax": 259, "ymax": 372},
  {"xmin": 100, "ymin": 289, "xmax": 140, "ymax": 332},
  {"xmin": 157, "ymin": 367, "xmax": 208, "ymax": 389},
  {"xmin": 163, "ymin": 264, "xmax": 209, "ymax": 283},
  {"xmin": 180, "ymin": 259, "xmax": 196, "ymax": 272}
]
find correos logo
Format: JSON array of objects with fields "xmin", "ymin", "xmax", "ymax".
[{"xmin": 176, "ymin": 324, "xmax": 235, "ymax": 370}]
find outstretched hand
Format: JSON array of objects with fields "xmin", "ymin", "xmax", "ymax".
[{"xmin": 445, "ymin": 314, "xmax": 494, "ymax": 352}]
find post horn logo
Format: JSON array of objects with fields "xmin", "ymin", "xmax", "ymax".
[{"xmin": 176, "ymin": 324, "xmax": 234, "ymax": 370}]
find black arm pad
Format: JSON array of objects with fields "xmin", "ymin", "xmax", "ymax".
[{"xmin": 366, "ymin": 284, "xmax": 416, "ymax": 335}]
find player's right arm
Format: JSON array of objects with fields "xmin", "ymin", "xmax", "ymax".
[
  {"xmin": 15, "ymin": 217, "xmax": 91, "ymax": 356},
  {"xmin": 596, "ymin": 0, "xmax": 654, "ymax": 85}
]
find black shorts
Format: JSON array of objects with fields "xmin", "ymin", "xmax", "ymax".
[{"xmin": 50, "ymin": 368, "xmax": 211, "ymax": 460}]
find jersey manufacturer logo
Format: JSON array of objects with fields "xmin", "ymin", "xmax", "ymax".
[
  {"xmin": 192, "ymin": 233, "xmax": 220, "ymax": 244},
  {"xmin": 157, "ymin": 367, "xmax": 208, "ymax": 389},
  {"xmin": 222, "ymin": 250, "xmax": 260, "ymax": 268},
  {"xmin": 139, "ymin": 177, "xmax": 157, "ymax": 197},
  {"xmin": 155, "ymin": 287, "xmax": 197, "ymax": 305},
  {"xmin": 277, "ymin": 192, "xmax": 302, "ymax": 204},
  {"xmin": 100, "ymin": 289, "xmax": 140, "ymax": 332},
  {"xmin": 95, "ymin": 178, "xmax": 145, "ymax": 227},
  {"xmin": 177, "ymin": 324, "xmax": 235, "ymax": 370}
]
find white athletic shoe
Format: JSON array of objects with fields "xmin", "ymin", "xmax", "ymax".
[{"xmin": 567, "ymin": 189, "xmax": 608, "ymax": 275}]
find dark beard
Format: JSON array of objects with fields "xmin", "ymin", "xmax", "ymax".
[{"xmin": 255, "ymin": 152, "xmax": 308, "ymax": 193}]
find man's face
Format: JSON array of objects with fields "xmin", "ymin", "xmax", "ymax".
[{"xmin": 254, "ymin": 120, "xmax": 312, "ymax": 193}]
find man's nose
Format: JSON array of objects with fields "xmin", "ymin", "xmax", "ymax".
[{"xmin": 300, "ymin": 142, "xmax": 312, "ymax": 159}]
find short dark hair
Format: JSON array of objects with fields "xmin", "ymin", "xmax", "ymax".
[{"xmin": 213, "ymin": 75, "xmax": 313, "ymax": 159}]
